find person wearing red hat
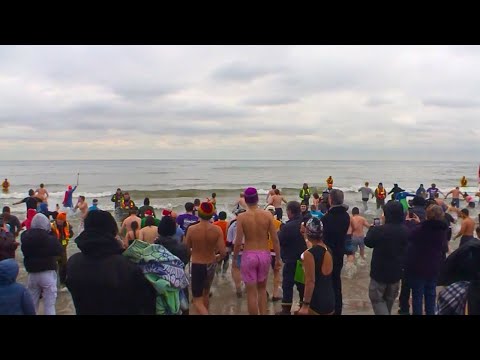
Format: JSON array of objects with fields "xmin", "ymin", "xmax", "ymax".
[
  {"xmin": 140, "ymin": 209, "xmax": 160, "ymax": 228},
  {"xmin": 185, "ymin": 202, "xmax": 226, "ymax": 315},
  {"xmin": 62, "ymin": 184, "xmax": 78, "ymax": 209}
]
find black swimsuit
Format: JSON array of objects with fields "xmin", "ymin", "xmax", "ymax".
[{"xmin": 308, "ymin": 245, "xmax": 335, "ymax": 315}]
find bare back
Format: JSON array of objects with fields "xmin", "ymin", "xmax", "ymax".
[
  {"xmin": 351, "ymin": 215, "xmax": 369, "ymax": 237},
  {"xmin": 237, "ymin": 208, "xmax": 272, "ymax": 251},
  {"xmin": 122, "ymin": 215, "xmax": 141, "ymax": 232},
  {"xmin": 463, "ymin": 217, "xmax": 475, "ymax": 236},
  {"xmin": 451, "ymin": 188, "xmax": 462, "ymax": 198},
  {"xmin": 270, "ymin": 195, "xmax": 284, "ymax": 208},
  {"xmin": 186, "ymin": 221, "xmax": 225, "ymax": 264},
  {"xmin": 79, "ymin": 202, "xmax": 89, "ymax": 219},
  {"xmin": 36, "ymin": 188, "xmax": 48, "ymax": 201},
  {"xmin": 139, "ymin": 226, "xmax": 158, "ymax": 244}
]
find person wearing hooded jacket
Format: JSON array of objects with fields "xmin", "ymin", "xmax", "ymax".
[
  {"xmin": 66, "ymin": 210, "xmax": 156, "ymax": 315},
  {"xmin": 21, "ymin": 209, "xmax": 38, "ymax": 231},
  {"xmin": 404, "ymin": 204, "xmax": 448, "ymax": 315},
  {"xmin": 0, "ymin": 258, "xmax": 36, "ymax": 315},
  {"xmin": 364, "ymin": 201, "xmax": 409, "ymax": 315},
  {"xmin": 20, "ymin": 213, "xmax": 63, "ymax": 315},
  {"xmin": 155, "ymin": 215, "xmax": 191, "ymax": 315}
]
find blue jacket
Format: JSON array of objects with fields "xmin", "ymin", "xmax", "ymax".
[{"xmin": 0, "ymin": 259, "xmax": 35, "ymax": 315}]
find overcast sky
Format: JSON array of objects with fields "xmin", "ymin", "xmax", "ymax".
[{"xmin": 1, "ymin": 45, "xmax": 479, "ymax": 161}]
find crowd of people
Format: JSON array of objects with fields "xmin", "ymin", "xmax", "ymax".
[{"xmin": 1, "ymin": 178, "xmax": 480, "ymax": 316}]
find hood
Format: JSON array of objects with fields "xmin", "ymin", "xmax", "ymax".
[
  {"xmin": 438, "ymin": 239, "xmax": 480, "ymax": 286},
  {"xmin": 0, "ymin": 258, "xmax": 18, "ymax": 285},
  {"xmin": 383, "ymin": 201, "xmax": 404, "ymax": 224},
  {"xmin": 31, "ymin": 213, "xmax": 51, "ymax": 232},
  {"xmin": 75, "ymin": 229, "xmax": 123, "ymax": 257},
  {"xmin": 26, "ymin": 209, "xmax": 37, "ymax": 220}
]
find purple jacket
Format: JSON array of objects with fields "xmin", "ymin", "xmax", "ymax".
[{"xmin": 405, "ymin": 220, "xmax": 448, "ymax": 280}]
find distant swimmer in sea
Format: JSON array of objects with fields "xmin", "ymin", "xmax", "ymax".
[
  {"xmin": 326, "ymin": 176, "xmax": 333, "ymax": 190},
  {"xmin": 2, "ymin": 179, "xmax": 9, "ymax": 192},
  {"xmin": 461, "ymin": 176, "xmax": 468, "ymax": 187}
]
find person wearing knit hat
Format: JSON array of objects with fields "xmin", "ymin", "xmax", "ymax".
[
  {"xmin": 244, "ymin": 187, "xmax": 259, "ymax": 206},
  {"xmin": 296, "ymin": 217, "xmax": 335, "ymax": 315},
  {"xmin": 51, "ymin": 212, "xmax": 73, "ymax": 289},
  {"xmin": 20, "ymin": 213, "xmax": 63, "ymax": 314},
  {"xmin": 197, "ymin": 202, "xmax": 215, "ymax": 220},
  {"xmin": 162, "ymin": 203, "xmax": 173, "ymax": 217},
  {"xmin": 233, "ymin": 187, "xmax": 281, "ymax": 315},
  {"xmin": 185, "ymin": 201, "xmax": 226, "ymax": 315}
]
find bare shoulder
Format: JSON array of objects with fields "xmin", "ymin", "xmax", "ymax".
[
  {"xmin": 210, "ymin": 224, "xmax": 223, "ymax": 234},
  {"xmin": 260, "ymin": 209, "xmax": 272, "ymax": 219}
]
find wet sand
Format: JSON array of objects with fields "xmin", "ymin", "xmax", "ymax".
[{"xmin": 13, "ymin": 211, "xmax": 465, "ymax": 315}]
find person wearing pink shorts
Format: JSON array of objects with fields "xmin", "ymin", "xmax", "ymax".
[
  {"xmin": 241, "ymin": 250, "xmax": 271, "ymax": 284},
  {"xmin": 234, "ymin": 187, "xmax": 281, "ymax": 315}
]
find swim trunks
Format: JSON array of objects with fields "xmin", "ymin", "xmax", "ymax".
[
  {"xmin": 191, "ymin": 262, "xmax": 217, "ymax": 297},
  {"xmin": 241, "ymin": 250, "xmax": 271, "ymax": 283}
]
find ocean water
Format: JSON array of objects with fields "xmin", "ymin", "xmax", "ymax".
[{"xmin": 1, "ymin": 159, "xmax": 479, "ymax": 218}]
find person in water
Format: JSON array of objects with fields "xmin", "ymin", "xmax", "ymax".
[
  {"xmin": 388, "ymin": 184, "xmax": 405, "ymax": 201},
  {"xmin": 2, "ymin": 179, "xmax": 9, "ymax": 192},
  {"xmin": 299, "ymin": 183, "xmax": 311, "ymax": 206},
  {"xmin": 416, "ymin": 184, "xmax": 427, "ymax": 199},
  {"xmin": 62, "ymin": 184, "xmax": 78, "ymax": 209},
  {"xmin": 326, "ymin": 176, "xmax": 334, "ymax": 190}
]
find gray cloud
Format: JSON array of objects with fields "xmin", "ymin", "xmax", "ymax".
[
  {"xmin": 243, "ymin": 95, "xmax": 299, "ymax": 106},
  {"xmin": 211, "ymin": 61, "xmax": 282, "ymax": 83},
  {"xmin": 364, "ymin": 97, "xmax": 395, "ymax": 107},
  {"xmin": 422, "ymin": 97, "xmax": 480, "ymax": 108},
  {"xmin": 0, "ymin": 45, "xmax": 480, "ymax": 161}
]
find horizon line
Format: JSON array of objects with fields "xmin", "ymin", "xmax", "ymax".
[{"xmin": 0, "ymin": 158, "xmax": 477, "ymax": 163}]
